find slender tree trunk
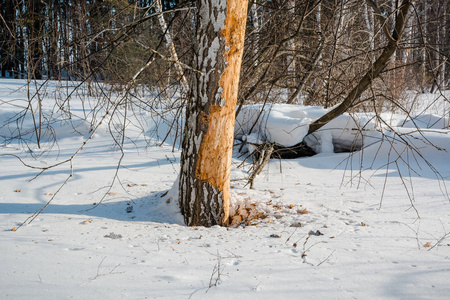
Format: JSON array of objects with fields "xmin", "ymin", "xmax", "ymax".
[
  {"xmin": 325, "ymin": 0, "xmax": 346, "ymax": 108},
  {"xmin": 251, "ymin": 2, "xmax": 260, "ymax": 67},
  {"xmin": 155, "ymin": 0, "xmax": 189, "ymax": 92},
  {"xmin": 439, "ymin": 0, "xmax": 446, "ymax": 87},
  {"xmin": 17, "ymin": 9, "xmax": 25, "ymax": 79},
  {"xmin": 421, "ymin": 2, "xmax": 428, "ymax": 82},
  {"xmin": 179, "ymin": 0, "xmax": 249, "ymax": 227},
  {"xmin": 364, "ymin": 0, "xmax": 375, "ymax": 62},
  {"xmin": 1, "ymin": 0, "xmax": 16, "ymax": 77},
  {"xmin": 0, "ymin": 1, "xmax": 7, "ymax": 77},
  {"xmin": 288, "ymin": 0, "xmax": 296, "ymax": 98},
  {"xmin": 390, "ymin": 0, "xmax": 398, "ymax": 96},
  {"xmin": 27, "ymin": 0, "xmax": 44, "ymax": 80}
]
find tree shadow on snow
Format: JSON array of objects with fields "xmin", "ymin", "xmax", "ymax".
[
  {"xmin": 0, "ymin": 190, "xmax": 185, "ymax": 227},
  {"xmin": 289, "ymin": 149, "xmax": 450, "ymax": 181},
  {"xmin": 0, "ymin": 158, "xmax": 175, "ymax": 182}
]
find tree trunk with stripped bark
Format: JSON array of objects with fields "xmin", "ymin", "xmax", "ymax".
[{"xmin": 179, "ymin": 0, "xmax": 249, "ymax": 227}]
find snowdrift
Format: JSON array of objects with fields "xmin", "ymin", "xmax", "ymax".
[{"xmin": 235, "ymin": 103, "xmax": 449, "ymax": 156}]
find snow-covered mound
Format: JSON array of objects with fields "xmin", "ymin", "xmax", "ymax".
[
  {"xmin": 235, "ymin": 104, "xmax": 379, "ymax": 154},
  {"xmin": 235, "ymin": 102, "xmax": 450, "ymax": 155},
  {"xmin": 235, "ymin": 104, "xmax": 313, "ymax": 147}
]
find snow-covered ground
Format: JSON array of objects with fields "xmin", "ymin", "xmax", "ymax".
[{"xmin": 1, "ymin": 79, "xmax": 450, "ymax": 299}]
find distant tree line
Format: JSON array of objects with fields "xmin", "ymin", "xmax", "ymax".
[
  {"xmin": 0, "ymin": 0, "xmax": 181, "ymax": 81},
  {"xmin": 237, "ymin": 0, "xmax": 449, "ymax": 110},
  {"xmin": 0, "ymin": 0, "xmax": 448, "ymax": 103}
]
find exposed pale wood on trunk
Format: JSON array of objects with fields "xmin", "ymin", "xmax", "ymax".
[{"xmin": 179, "ymin": 0, "xmax": 249, "ymax": 227}]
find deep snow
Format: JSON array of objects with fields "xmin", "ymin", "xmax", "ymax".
[{"xmin": 1, "ymin": 79, "xmax": 450, "ymax": 299}]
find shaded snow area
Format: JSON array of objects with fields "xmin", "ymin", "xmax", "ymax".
[{"xmin": 1, "ymin": 79, "xmax": 450, "ymax": 299}]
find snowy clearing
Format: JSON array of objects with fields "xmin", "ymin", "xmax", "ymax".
[{"xmin": 1, "ymin": 79, "xmax": 450, "ymax": 299}]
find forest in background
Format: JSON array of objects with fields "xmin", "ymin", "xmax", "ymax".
[{"xmin": 1, "ymin": 0, "xmax": 449, "ymax": 111}]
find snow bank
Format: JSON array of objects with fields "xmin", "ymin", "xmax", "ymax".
[
  {"xmin": 235, "ymin": 104, "xmax": 312, "ymax": 147},
  {"xmin": 235, "ymin": 100, "xmax": 450, "ymax": 155},
  {"xmin": 235, "ymin": 104, "xmax": 379, "ymax": 154}
]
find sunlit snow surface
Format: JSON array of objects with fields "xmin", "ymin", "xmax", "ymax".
[{"xmin": 1, "ymin": 79, "xmax": 450, "ymax": 299}]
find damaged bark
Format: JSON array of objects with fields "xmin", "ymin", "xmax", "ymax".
[{"xmin": 179, "ymin": 0, "xmax": 249, "ymax": 226}]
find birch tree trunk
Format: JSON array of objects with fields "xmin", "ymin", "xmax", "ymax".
[
  {"xmin": 439, "ymin": 0, "xmax": 447, "ymax": 87},
  {"xmin": 363, "ymin": 1, "xmax": 375, "ymax": 62},
  {"xmin": 251, "ymin": 2, "xmax": 260, "ymax": 67},
  {"xmin": 179, "ymin": 0, "xmax": 249, "ymax": 227},
  {"xmin": 155, "ymin": 0, "xmax": 189, "ymax": 92}
]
